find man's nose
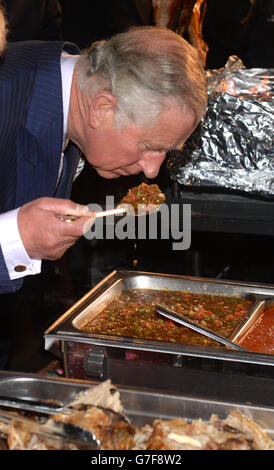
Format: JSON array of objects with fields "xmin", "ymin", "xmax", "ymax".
[{"xmin": 139, "ymin": 153, "xmax": 166, "ymax": 179}]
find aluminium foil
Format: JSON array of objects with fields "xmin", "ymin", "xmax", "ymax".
[{"xmin": 167, "ymin": 56, "xmax": 274, "ymax": 198}]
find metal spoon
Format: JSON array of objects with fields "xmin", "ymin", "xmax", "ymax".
[
  {"xmin": 56, "ymin": 201, "xmax": 162, "ymax": 223},
  {"xmin": 56, "ymin": 207, "xmax": 126, "ymax": 223},
  {"xmin": 155, "ymin": 303, "xmax": 248, "ymax": 351}
]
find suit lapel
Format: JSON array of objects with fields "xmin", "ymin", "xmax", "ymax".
[
  {"xmin": 16, "ymin": 42, "xmax": 80, "ymax": 206},
  {"xmin": 16, "ymin": 122, "xmax": 62, "ymax": 206}
]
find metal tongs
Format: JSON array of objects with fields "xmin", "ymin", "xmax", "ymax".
[
  {"xmin": 0, "ymin": 408, "xmax": 100, "ymax": 449},
  {"xmin": 0, "ymin": 396, "xmax": 129, "ymax": 422},
  {"xmin": 156, "ymin": 303, "xmax": 248, "ymax": 351}
]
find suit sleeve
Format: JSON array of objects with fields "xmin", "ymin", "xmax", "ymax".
[{"xmin": 0, "ymin": 248, "xmax": 23, "ymax": 294}]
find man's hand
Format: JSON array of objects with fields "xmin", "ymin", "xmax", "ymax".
[{"xmin": 17, "ymin": 197, "xmax": 95, "ymax": 260}]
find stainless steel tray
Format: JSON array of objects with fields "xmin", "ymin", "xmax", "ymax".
[
  {"xmin": 234, "ymin": 297, "xmax": 274, "ymax": 346},
  {"xmin": 44, "ymin": 270, "xmax": 274, "ymax": 367},
  {"xmin": 0, "ymin": 371, "xmax": 273, "ymax": 438}
]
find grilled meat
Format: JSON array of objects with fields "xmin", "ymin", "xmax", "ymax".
[{"xmin": 0, "ymin": 380, "xmax": 273, "ymax": 450}]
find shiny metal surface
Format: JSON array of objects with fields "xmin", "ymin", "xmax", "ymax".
[
  {"xmin": 0, "ymin": 371, "xmax": 273, "ymax": 437},
  {"xmin": 0, "ymin": 407, "xmax": 99, "ymax": 449},
  {"xmin": 44, "ymin": 270, "xmax": 274, "ymax": 366},
  {"xmin": 233, "ymin": 298, "xmax": 274, "ymax": 345},
  {"xmin": 167, "ymin": 56, "xmax": 274, "ymax": 198},
  {"xmin": 56, "ymin": 207, "xmax": 126, "ymax": 223},
  {"xmin": 55, "ymin": 202, "xmax": 161, "ymax": 223},
  {"xmin": 155, "ymin": 303, "xmax": 247, "ymax": 351}
]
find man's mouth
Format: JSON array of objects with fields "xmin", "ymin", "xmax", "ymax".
[
  {"xmin": 95, "ymin": 167, "xmax": 141, "ymax": 179},
  {"xmin": 116, "ymin": 169, "xmax": 131, "ymax": 176}
]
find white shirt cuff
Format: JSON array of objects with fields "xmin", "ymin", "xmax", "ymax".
[{"xmin": 0, "ymin": 208, "xmax": 41, "ymax": 280}]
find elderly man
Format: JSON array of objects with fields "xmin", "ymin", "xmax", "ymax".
[{"xmin": 0, "ymin": 26, "xmax": 207, "ymax": 294}]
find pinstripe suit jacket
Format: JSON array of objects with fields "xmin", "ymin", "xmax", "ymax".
[{"xmin": 0, "ymin": 40, "xmax": 81, "ymax": 293}]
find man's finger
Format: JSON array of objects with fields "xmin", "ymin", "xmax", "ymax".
[
  {"xmin": 57, "ymin": 213, "xmax": 96, "ymax": 236},
  {"xmin": 36, "ymin": 197, "xmax": 90, "ymax": 217}
]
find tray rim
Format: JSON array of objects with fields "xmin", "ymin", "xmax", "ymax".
[
  {"xmin": 0, "ymin": 371, "xmax": 273, "ymax": 438},
  {"xmin": 0, "ymin": 370, "xmax": 273, "ymax": 416},
  {"xmin": 44, "ymin": 270, "xmax": 274, "ymax": 367}
]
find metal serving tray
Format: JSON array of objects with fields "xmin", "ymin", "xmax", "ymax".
[
  {"xmin": 44, "ymin": 270, "xmax": 274, "ymax": 367},
  {"xmin": 0, "ymin": 371, "xmax": 273, "ymax": 438},
  {"xmin": 234, "ymin": 298, "xmax": 274, "ymax": 346}
]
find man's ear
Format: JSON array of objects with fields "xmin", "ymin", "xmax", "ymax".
[{"xmin": 89, "ymin": 92, "xmax": 117, "ymax": 128}]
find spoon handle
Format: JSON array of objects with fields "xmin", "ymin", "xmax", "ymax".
[{"xmin": 56, "ymin": 207, "xmax": 126, "ymax": 222}]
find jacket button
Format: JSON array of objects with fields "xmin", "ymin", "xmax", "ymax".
[{"xmin": 14, "ymin": 265, "xmax": 27, "ymax": 272}]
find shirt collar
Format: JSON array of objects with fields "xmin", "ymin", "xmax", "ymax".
[{"xmin": 61, "ymin": 52, "xmax": 80, "ymax": 149}]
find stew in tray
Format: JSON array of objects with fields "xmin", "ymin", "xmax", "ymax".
[{"xmin": 82, "ymin": 288, "xmax": 253, "ymax": 348}]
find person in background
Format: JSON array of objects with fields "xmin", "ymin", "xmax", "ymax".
[
  {"xmin": 59, "ymin": 0, "xmax": 153, "ymax": 48},
  {"xmin": 202, "ymin": 0, "xmax": 254, "ymax": 68},
  {"xmin": 0, "ymin": 0, "xmax": 63, "ymax": 41},
  {"xmin": 245, "ymin": 0, "xmax": 274, "ymax": 68},
  {"xmin": 105, "ymin": 0, "xmax": 154, "ymax": 37},
  {"xmin": 0, "ymin": 4, "xmax": 7, "ymax": 54}
]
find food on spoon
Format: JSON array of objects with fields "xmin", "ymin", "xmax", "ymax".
[{"xmin": 120, "ymin": 183, "xmax": 165, "ymax": 213}]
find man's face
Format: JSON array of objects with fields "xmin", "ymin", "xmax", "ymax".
[{"xmin": 83, "ymin": 103, "xmax": 195, "ymax": 179}]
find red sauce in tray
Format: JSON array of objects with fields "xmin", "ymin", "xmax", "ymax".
[{"xmin": 240, "ymin": 306, "xmax": 274, "ymax": 354}]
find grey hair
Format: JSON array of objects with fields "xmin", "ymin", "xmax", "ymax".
[{"xmin": 76, "ymin": 26, "xmax": 207, "ymax": 129}]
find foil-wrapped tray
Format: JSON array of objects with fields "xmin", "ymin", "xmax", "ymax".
[
  {"xmin": 0, "ymin": 371, "xmax": 273, "ymax": 437},
  {"xmin": 44, "ymin": 270, "xmax": 274, "ymax": 368},
  {"xmin": 167, "ymin": 56, "xmax": 274, "ymax": 198}
]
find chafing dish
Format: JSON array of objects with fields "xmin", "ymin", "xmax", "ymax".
[
  {"xmin": 44, "ymin": 270, "xmax": 274, "ymax": 388},
  {"xmin": 0, "ymin": 371, "xmax": 273, "ymax": 439}
]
